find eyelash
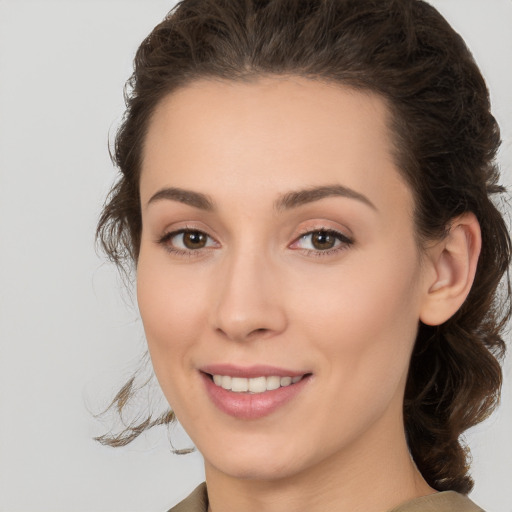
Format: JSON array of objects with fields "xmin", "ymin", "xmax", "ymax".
[
  {"xmin": 291, "ymin": 228, "xmax": 354, "ymax": 257},
  {"xmin": 157, "ymin": 228, "xmax": 354, "ymax": 258},
  {"xmin": 157, "ymin": 228, "xmax": 217, "ymax": 257}
]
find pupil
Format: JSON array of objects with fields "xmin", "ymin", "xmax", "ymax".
[
  {"xmin": 312, "ymin": 231, "xmax": 335, "ymax": 250},
  {"xmin": 184, "ymin": 231, "xmax": 206, "ymax": 249}
]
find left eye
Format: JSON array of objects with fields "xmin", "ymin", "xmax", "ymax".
[
  {"xmin": 161, "ymin": 229, "xmax": 217, "ymax": 251},
  {"xmin": 293, "ymin": 230, "xmax": 351, "ymax": 251}
]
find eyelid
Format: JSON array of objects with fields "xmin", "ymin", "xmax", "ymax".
[
  {"xmin": 292, "ymin": 222, "xmax": 354, "ymax": 243},
  {"xmin": 289, "ymin": 226, "xmax": 354, "ymax": 256},
  {"xmin": 157, "ymin": 226, "xmax": 220, "ymax": 256}
]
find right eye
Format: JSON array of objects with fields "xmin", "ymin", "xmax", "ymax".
[{"xmin": 158, "ymin": 229, "xmax": 218, "ymax": 254}]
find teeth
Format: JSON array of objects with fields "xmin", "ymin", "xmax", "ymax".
[
  {"xmin": 221, "ymin": 375, "xmax": 232, "ymax": 390},
  {"xmin": 231, "ymin": 377, "xmax": 249, "ymax": 392},
  {"xmin": 266, "ymin": 376, "xmax": 281, "ymax": 390},
  {"xmin": 212, "ymin": 374, "xmax": 303, "ymax": 393},
  {"xmin": 248, "ymin": 376, "xmax": 266, "ymax": 393}
]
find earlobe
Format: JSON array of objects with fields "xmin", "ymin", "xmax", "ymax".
[{"xmin": 420, "ymin": 213, "xmax": 482, "ymax": 326}]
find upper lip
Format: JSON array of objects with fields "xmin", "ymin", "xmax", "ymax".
[{"xmin": 200, "ymin": 364, "xmax": 308, "ymax": 378}]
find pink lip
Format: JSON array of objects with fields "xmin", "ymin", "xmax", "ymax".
[
  {"xmin": 200, "ymin": 363, "xmax": 305, "ymax": 378},
  {"xmin": 200, "ymin": 365, "xmax": 311, "ymax": 420}
]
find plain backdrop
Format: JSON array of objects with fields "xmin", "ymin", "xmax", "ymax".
[{"xmin": 0, "ymin": 1, "xmax": 511, "ymax": 511}]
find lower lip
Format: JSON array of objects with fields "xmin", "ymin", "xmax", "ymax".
[{"xmin": 201, "ymin": 373, "xmax": 310, "ymax": 420}]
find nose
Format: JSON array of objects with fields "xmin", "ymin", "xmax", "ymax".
[{"xmin": 211, "ymin": 248, "xmax": 288, "ymax": 342}]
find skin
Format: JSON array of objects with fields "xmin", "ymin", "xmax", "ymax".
[{"xmin": 136, "ymin": 77, "xmax": 476, "ymax": 512}]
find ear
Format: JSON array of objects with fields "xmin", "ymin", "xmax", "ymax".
[{"xmin": 420, "ymin": 212, "xmax": 482, "ymax": 326}]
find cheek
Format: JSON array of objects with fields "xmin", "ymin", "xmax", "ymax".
[
  {"xmin": 290, "ymin": 247, "xmax": 422, "ymax": 378},
  {"xmin": 136, "ymin": 252, "xmax": 208, "ymax": 365},
  {"xmin": 136, "ymin": 255, "xmax": 214, "ymax": 422}
]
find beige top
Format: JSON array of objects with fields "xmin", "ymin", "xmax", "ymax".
[{"xmin": 167, "ymin": 483, "xmax": 485, "ymax": 512}]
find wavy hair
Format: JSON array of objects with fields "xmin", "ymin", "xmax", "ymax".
[{"xmin": 96, "ymin": 0, "xmax": 511, "ymax": 493}]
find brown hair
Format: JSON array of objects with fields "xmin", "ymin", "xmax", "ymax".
[{"xmin": 96, "ymin": 0, "xmax": 511, "ymax": 493}]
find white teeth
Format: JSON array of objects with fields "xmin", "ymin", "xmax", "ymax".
[
  {"xmin": 248, "ymin": 376, "xmax": 267, "ymax": 393},
  {"xmin": 266, "ymin": 376, "xmax": 281, "ymax": 390},
  {"xmin": 212, "ymin": 374, "xmax": 304, "ymax": 393},
  {"xmin": 231, "ymin": 377, "xmax": 249, "ymax": 392},
  {"xmin": 280, "ymin": 376, "xmax": 292, "ymax": 387},
  {"xmin": 221, "ymin": 375, "xmax": 232, "ymax": 390}
]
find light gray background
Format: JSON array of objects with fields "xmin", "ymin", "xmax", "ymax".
[{"xmin": 0, "ymin": 1, "xmax": 510, "ymax": 511}]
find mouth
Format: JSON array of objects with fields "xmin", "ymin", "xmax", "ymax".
[
  {"xmin": 209, "ymin": 374, "xmax": 304, "ymax": 393},
  {"xmin": 199, "ymin": 365, "xmax": 312, "ymax": 419}
]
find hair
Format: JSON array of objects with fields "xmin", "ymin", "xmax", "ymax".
[{"xmin": 96, "ymin": 0, "xmax": 511, "ymax": 494}]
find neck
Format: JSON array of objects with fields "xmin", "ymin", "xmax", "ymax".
[{"xmin": 204, "ymin": 417, "xmax": 435, "ymax": 512}]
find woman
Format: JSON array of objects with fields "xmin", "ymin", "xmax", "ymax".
[{"xmin": 97, "ymin": 0, "xmax": 511, "ymax": 510}]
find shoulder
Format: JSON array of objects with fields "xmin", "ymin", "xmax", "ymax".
[
  {"xmin": 166, "ymin": 483, "xmax": 208, "ymax": 512},
  {"xmin": 388, "ymin": 491, "xmax": 485, "ymax": 512}
]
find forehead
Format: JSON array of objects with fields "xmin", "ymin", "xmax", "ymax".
[{"xmin": 140, "ymin": 76, "xmax": 412, "ymax": 215}]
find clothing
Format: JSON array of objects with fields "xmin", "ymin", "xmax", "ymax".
[
  {"xmin": 167, "ymin": 484, "xmax": 208, "ymax": 512},
  {"xmin": 167, "ymin": 482, "xmax": 485, "ymax": 512}
]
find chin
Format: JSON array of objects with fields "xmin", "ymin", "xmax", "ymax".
[
  {"xmin": 207, "ymin": 455, "xmax": 301, "ymax": 482},
  {"xmin": 199, "ymin": 432, "xmax": 320, "ymax": 482}
]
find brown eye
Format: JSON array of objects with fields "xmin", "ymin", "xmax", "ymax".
[
  {"xmin": 291, "ymin": 228, "xmax": 353, "ymax": 255},
  {"xmin": 159, "ymin": 229, "xmax": 217, "ymax": 254},
  {"xmin": 182, "ymin": 231, "xmax": 208, "ymax": 249},
  {"xmin": 310, "ymin": 231, "xmax": 337, "ymax": 250}
]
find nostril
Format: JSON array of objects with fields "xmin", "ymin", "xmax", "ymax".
[{"xmin": 247, "ymin": 327, "xmax": 270, "ymax": 338}]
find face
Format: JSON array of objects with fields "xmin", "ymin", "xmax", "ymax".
[{"xmin": 137, "ymin": 77, "xmax": 431, "ymax": 481}]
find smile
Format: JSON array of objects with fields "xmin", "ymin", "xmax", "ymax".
[
  {"xmin": 212, "ymin": 374, "xmax": 303, "ymax": 393},
  {"xmin": 201, "ymin": 367, "xmax": 311, "ymax": 419}
]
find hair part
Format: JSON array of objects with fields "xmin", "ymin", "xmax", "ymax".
[{"xmin": 96, "ymin": 0, "xmax": 511, "ymax": 494}]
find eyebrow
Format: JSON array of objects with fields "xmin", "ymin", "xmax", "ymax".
[
  {"xmin": 146, "ymin": 184, "xmax": 377, "ymax": 212},
  {"xmin": 275, "ymin": 185, "xmax": 377, "ymax": 212},
  {"xmin": 147, "ymin": 187, "xmax": 214, "ymax": 211}
]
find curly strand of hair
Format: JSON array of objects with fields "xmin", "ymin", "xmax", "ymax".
[
  {"xmin": 94, "ymin": 375, "xmax": 178, "ymax": 448},
  {"xmin": 95, "ymin": 410, "xmax": 177, "ymax": 448}
]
